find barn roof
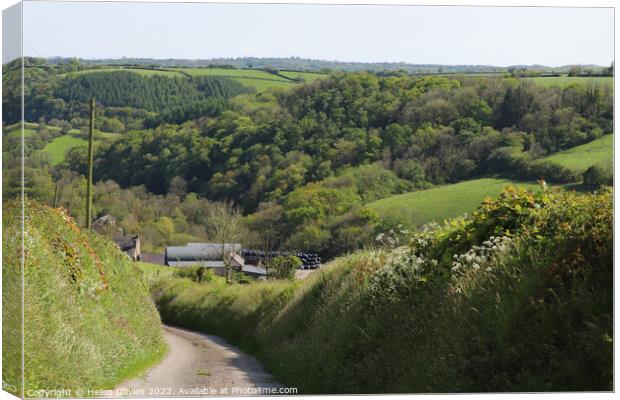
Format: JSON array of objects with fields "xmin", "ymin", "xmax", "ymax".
[
  {"xmin": 242, "ymin": 264, "xmax": 267, "ymax": 276},
  {"xmin": 165, "ymin": 243, "xmax": 242, "ymax": 262},
  {"xmin": 113, "ymin": 234, "xmax": 139, "ymax": 251}
]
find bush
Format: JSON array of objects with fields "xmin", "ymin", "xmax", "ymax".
[
  {"xmin": 173, "ymin": 266, "xmax": 214, "ymax": 283},
  {"xmin": 583, "ymin": 164, "xmax": 613, "ymax": 187},
  {"xmin": 526, "ymin": 160, "xmax": 580, "ymax": 183},
  {"xmin": 267, "ymin": 255, "xmax": 302, "ymax": 280}
]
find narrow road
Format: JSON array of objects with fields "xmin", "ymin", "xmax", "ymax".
[{"xmin": 113, "ymin": 325, "xmax": 284, "ymax": 397}]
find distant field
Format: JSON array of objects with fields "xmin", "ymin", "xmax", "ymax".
[
  {"xmin": 62, "ymin": 67, "xmax": 184, "ymax": 77},
  {"xmin": 41, "ymin": 129, "xmax": 121, "ymax": 165},
  {"xmin": 366, "ymin": 178, "xmax": 540, "ymax": 228},
  {"xmin": 42, "ymin": 135, "xmax": 88, "ymax": 165},
  {"xmin": 542, "ymin": 134, "xmax": 613, "ymax": 172},
  {"xmin": 168, "ymin": 67, "xmax": 297, "ymax": 92},
  {"xmin": 62, "ymin": 66, "xmax": 311, "ymax": 92},
  {"xmin": 279, "ymin": 70, "xmax": 327, "ymax": 83},
  {"xmin": 6, "ymin": 128, "xmax": 35, "ymax": 139},
  {"xmin": 170, "ymin": 67, "xmax": 289, "ymax": 80},
  {"xmin": 233, "ymin": 77, "xmax": 294, "ymax": 91},
  {"xmin": 525, "ymin": 76, "xmax": 613, "ymax": 88}
]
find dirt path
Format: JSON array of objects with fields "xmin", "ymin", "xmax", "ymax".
[{"xmin": 113, "ymin": 325, "xmax": 284, "ymax": 397}]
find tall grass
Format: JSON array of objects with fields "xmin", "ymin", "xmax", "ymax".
[
  {"xmin": 3, "ymin": 199, "xmax": 167, "ymax": 395},
  {"xmin": 153, "ymin": 187, "xmax": 613, "ymax": 393}
]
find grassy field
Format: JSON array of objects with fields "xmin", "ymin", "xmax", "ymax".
[
  {"xmin": 62, "ymin": 67, "xmax": 184, "ymax": 77},
  {"xmin": 41, "ymin": 135, "xmax": 89, "ymax": 165},
  {"xmin": 39, "ymin": 128, "xmax": 120, "ymax": 166},
  {"xmin": 279, "ymin": 70, "xmax": 328, "ymax": 83},
  {"xmin": 233, "ymin": 77, "xmax": 294, "ymax": 91},
  {"xmin": 170, "ymin": 67, "xmax": 289, "ymax": 80},
  {"xmin": 65, "ymin": 66, "xmax": 318, "ymax": 92},
  {"xmin": 6, "ymin": 128, "xmax": 35, "ymax": 139},
  {"xmin": 366, "ymin": 178, "xmax": 540, "ymax": 228},
  {"xmin": 525, "ymin": 76, "xmax": 613, "ymax": 88},
  {"xmin": 168, "ymin": 67, "xmax": 297, "ymax": 92},
  {"xmin": 3, "ymin": 199, "xmax": 166, "ymax": 395},
  {"xmin": 153, "ymin": 188, "xmax": 612, "ymax": 393},
  {"xmin": 541, "ymin": 134, "xmax": 613, "ymax": 172}
]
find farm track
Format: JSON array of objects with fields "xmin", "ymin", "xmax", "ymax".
[{"xmin": 114, "ymin": 325, "xmax": 283, "ymax": 397}]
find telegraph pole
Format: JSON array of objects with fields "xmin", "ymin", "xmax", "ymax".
[{"xmin": 85, "ymin": 98, "xmax": 95, "ymax": 231}]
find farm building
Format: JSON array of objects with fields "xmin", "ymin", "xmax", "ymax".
[
  {"xmin": 112, "ymin": 234, "xmax": 141, "ymax": 261},
  {"xmin": 165, "ymin": 243, "xmax": 243, "ymax": 275},
  {"xmin": 165, "ymin": 243, "xmax": 269, "ymax": 278},
  {"xmin": 141, "ymin": 252, "xmax": 165, "ymax": 265}
]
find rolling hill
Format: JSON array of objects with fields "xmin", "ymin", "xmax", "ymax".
[
  {"xmin": 540, "ymin": 134, "xmax": 613, "ymax": 172},
  {"xmin": 366, "ymin": 178, "xmax": 540, "ymax": 228}
]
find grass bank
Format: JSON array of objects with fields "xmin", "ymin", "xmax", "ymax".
[
  {"xmin": 153, "ymin": 186, "xmax": 613, "ymax": 393},
  {"xmin": 2, "ymin": 199, "xmax": 166, "ymax": 396}
]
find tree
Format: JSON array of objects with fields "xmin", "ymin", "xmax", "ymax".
[
  {"xmin": 267, "ymin": 255, "xmax": 302, "ymax": 280},
  {"xmin": 207, "ymin": 202, "xmax": 242, "ymax": 284},
  {"xmin": 568, "ymin": 66, "xmax": 583, "ymax": 77}
]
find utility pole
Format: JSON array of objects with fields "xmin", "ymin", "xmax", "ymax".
[{"xmin": 85, "ymin": 98, "xmax": 95, "ymax": 231}]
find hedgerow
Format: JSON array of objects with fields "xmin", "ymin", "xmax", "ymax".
[{"xmin": 152, "ymin": 186, "xmax": 612, "ymax": 393}]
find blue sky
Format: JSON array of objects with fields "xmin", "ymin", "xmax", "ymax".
[{"xmin": 16, "ymin": 1, "xmax": 615, "ymax": 66}]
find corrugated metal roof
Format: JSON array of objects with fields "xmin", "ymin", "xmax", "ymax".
[
  {"xmin": 167, "ymin": 261, "xmax": 226, "ymax": 268},
  {"xmin": 165, "ymin": 243, "xmax": 241, "ymax": 262},
  {"xmin": 242, "ymin": 264, "xmax": 267, "ymax": 276}
]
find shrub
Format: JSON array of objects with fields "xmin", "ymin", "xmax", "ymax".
[
  {"xmin": 267, "ymin": 255, "xmax": 302, "ymax": 280},
  {"xmin": 173, "ymin": 266, "xmax": 214, "ymax": 283},
  {"xmin": 583, "ymin": 164, "xmax": 613, "ymax": 186},
  {"xmin": 526, "ymin": 159, "xmax": 580, "ymax": 183}
]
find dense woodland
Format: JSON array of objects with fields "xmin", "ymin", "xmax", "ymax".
[{"xmin": 2, "ymin": 60, "xmax": 614, "ymax": 257}]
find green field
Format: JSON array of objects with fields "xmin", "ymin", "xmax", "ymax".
[
  {"xmin": 366, "ymin": 178, "xmax": 540, "ymax": 228},
  {"xmin": 279, "ymin": 70, "xmax": 327, "ymax": 83},
  {"xmin": 62, "ymin": 66, "xmax": 311, "ymax": 92},
  {"xmin": 168, "ymin": 67, "xmax": 296, "ymax": 91},
  {"xmin": 41, "ymin": 135, "xmax": 89, "ymax": 165},
  {"xmin": 62, "ymin": 67, "xmax": 184, "ymax": 77},
  {"xmin": 170, "ymin": 67, "xmax": 289, "ymax": 80},
  {"xmin": 525, "ymin": 76, "xmax": 613, "ymax": 88},
  {"xmin": 542, "ymin": 134, "xmax": 613, "ymax": 171},
  {"xmin": 6, "ymin": 128, "xmax": 35, "ymax": 139}
]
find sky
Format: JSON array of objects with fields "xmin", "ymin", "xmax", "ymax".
[{"xmin": 7, "ymin": 1, "xmax": 615, "ymax": 66}]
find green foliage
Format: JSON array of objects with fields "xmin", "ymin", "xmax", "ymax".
[
  {"xmin": 71, "ymin": 72, "xmax": 611, "ymax": 215},
  {"xmin": 267, "ymin": 255, "xmax": 303, "ymax": 280},
  {"xmin": 583, "ymin": 164, "xmax": 613, "ymax": 187},
  {"xmin": 173, "ymin": 266, "xmax": 214, "ymax": 283},
  {"xmin": 153, "ymin": 187, "xmax": 612, "ymax": 393},
  {"xmin": 2, "ymin": 199, "xmax": 166, "ymax": 393},
  {"xmin": 54, "ymin": 71, "xmax": 248, "ymax": 113}
]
